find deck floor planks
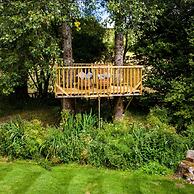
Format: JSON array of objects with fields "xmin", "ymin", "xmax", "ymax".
[{"xmin": 56, "ymin": 85, "xmax": 139, "ymax": 97}]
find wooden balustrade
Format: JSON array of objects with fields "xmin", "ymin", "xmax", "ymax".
[{"xmin": 55, "ymin": 64, "xmax": 143, "ymax": 98}]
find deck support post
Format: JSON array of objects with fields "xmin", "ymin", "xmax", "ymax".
[
  {"xmin": 98, "ymin": 96, "xmax": 101, "ymax": 129},
  {"xmin": 124, "ymin": 96, "xmax": 133, "ymax": 114}
]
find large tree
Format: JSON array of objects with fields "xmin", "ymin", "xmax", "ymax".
[
  {"xmin": 106, "ymin": 0, "xmax": 149, "ymax": 119},
  {"xmin": 60, "ymin": 1, "xmax": 100, "ymax": 113},
  {"xmin": 135, "ymin": 0, "xmax": 194, "ymax": 130},
  {"xmin": 0, "ymin": 1, "xmax": 62, "ymax": 98},
  {"xmin": 0, "ymin": 0, "xmax": 81, "ymax": 99}
]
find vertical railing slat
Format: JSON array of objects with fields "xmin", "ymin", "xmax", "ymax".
[
  {"xmin": 120, "ymin": 68, "xmax": 122, "ymax": 94},
  {"xmin": 107, "ymin": 65, "xmax": 111, "ymax": 95},
  {"xmin": 111, "ymin": 66, "xmax": 115, "ymax": 94},
  {"xmin": 93, "ymin": 66, "xmax": 95, "ymax": 95},
  {"xmin": 63, "ymin": 68, "xmax": 65, "ymax": 90},
  {"xmin": 73, "ymin": 68, "xmax": 76, "ymax": 95},
  {"xmin": 77, "ymin": 68, "xmax": 80, "ymax": 95},
  {"xmin": 134, "ymin": 68, "xmax": 136, "ymax": 92},
  {"xmin": 58, "ymin": 69, "xmax": 60, "ymax": 88},
  {"xmin": 88, "ymin": 67, "xmax": 90, "ymax": 96},
  {"xmin": 65, "ymin": 68, "xmax": 68, "ymax": 93},
  {"xmin": 84, "ymin": 68, "xmax": 87, "ymax": 97},
  {"xmin": 137, "ymin": 68, "xmax": 139, "ymax": 89},
  {"xmin": 81, "ymin": 68, "xmax": 83, "ymax": 95},
  {"xmin": 100, "ymin": 67, "xmax": 102, "ymax": 95},
  {"xmin": 130, "ymin": 68, "xmax": 133, "ymax": 94},
  {"xmin": 127, "ymin": 67, "xmax": 129, "ymax": 93},
  {"xmin": 117, "ymin": 68, "xmax": 119, "ymax": 94},
  {"xmin": 103, "ymin": 67, "xmax": 105, "ymax": 94},
  {"xmin": 140, "ymin": 68, "xmax": 143, "ymax": 94},
  {"xmin": 55, "ymin": 65, "xmax": 142, "ymax": 98},
  {"xmin": 123, "ymin": 67, "xmax": 126, "ymax": 93},
  {"xmin": 96, "ymin": 67, "xmax": 99, "ymax": 95},
  {"xmin": 70, "ymin": 68, "xmax": 73, "ymax": 95}
]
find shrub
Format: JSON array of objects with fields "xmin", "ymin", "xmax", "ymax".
[
  {"xmin": 138, "ymin": 161, "xmax": 172, "ymax": 175},
  {"xmin": 88, "ymin": 122, "xmax": 135, "ymax": 169},
  {"xmin": 88, "ymin": 122, "xmax": 188, "ymax": 170},
  {"xmin": 0, "ymin": 118, "xmax": 26, "ymax": 158},
  {"xmin": 40, "ymin": 127, "xmax": 65, "ymax": 163},
  {"xmin": 60, "ymin": 111, "xmax": 97, "ymax": 132},
  {"xmin": 0, "ymin": 113, "xmax": 192, "ymax": 172},
  {"xmin": 130, "ymin": 125, "xmax": 187, "ymax": 169},
  {"xmin": 0, "ymin": 117, "xmax": 44, "ymax": 159},
  {"xmin": 40, "ymin": 111, "xmax": 97, "ymax": 164},
  {"xmin": 184, "ymin": 123, "xmax": 194, "ymax": 149},
  {"xmin": 147, "ymin": 106, "xmax": 175, "ymax": 132}
]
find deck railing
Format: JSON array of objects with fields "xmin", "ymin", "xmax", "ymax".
[{"xmin": 55, "ymin": 64, "xmax": 143, "ymax": 98}]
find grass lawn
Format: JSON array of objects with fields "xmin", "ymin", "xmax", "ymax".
[{"xmin": 0, "ymin": 161, "xmax": 193, "ymax": 194}]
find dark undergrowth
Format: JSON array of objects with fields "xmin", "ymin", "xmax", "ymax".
[{"xmin": 0, "ymin": 95, "xmax": 61, "ymax": 125}]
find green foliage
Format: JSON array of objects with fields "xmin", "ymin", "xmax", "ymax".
[
  {"xmin": 72, "ymin": 17, "xmax": 107, "ymax": 63},
  {"xmin": 0, "ymin": 0, "xmax": 81, "ymax": 96},
  {"xmin": 138, "ymin": 161, "xmax": 172, "ymax": 176},
  {"xmin": 147, "ymin": 107, "xmax": 175, "ymax": 132},
  {"xmin": 88, "ymin": 122, "xmax": 134, "ymax": 168},
  {"xmin": 135, "ymin": 1, "xmax": 194, "ymax": 131},
  {"xmin": 163, "ymin": 18, "xmax": 194, "ymax": 131},
  {"xmin": 184, "ymin": 123, "xmax": 194, "ymax": 149},
  {"xmin": 165, "ymin": 77, "xmax": 194, "ymax": 131},
  {"xmin": 60, "ymin": 111, "xmax": 97, "ymax": 131},
  {"xmin": 40, "ymin": 111, "xmax": 97, "ymax": 163},
  {"xmin": 88, "ymin": 121, "xmax": 187, "ymax": 170},
  {"xmin": 0, "ymin": 117, "xmax": 45, "ymax": 159},
  {"xmin": 0, "ymin": 112, "xmax": 192, "ymax": 173}
]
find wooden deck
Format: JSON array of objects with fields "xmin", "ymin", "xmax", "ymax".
[{"xmin": 55, "ymin": 64, "xmax": 143, "ymax": 98}]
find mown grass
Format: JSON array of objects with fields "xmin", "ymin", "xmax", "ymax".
[{"xmin": 0, "ymin": 161, "xmax": 193, "ymax": 194}]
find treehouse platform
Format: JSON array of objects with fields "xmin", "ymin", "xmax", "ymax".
[{"xmin": 54, "ymin": 64, "xmax": 143, "ymax": 98}]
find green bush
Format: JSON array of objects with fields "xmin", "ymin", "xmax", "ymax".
[
  {"xmin": 184, "ymin": 123, "xmax": 194, "ymax": 149},
  {"xmin": 88, "ymin": 122, "xmax": 187, "ymax": 170},
  {"xmin": 0, "ymin": 112, "xmax": 192, "ymax": 172},
  {"xmin": 147, "ymin": 107, "xmax": 175, "ymax": 132},
  {"xmin": 88, "ymin": 122, "xmax": 135, "ymax": 169},
  {"xmin": 138, "ymin": 161, "xmax": 172, "ymax": 175},
  {"xmin": 40, "ymin": 111, "xmax": 97, "ymax": 164},
  {"xmin": 131, "ymin": 126, "xmax": 187, "ymax": 169},
  {"xmin": 0, "ymin": 117, "xmax": 45, "ymax": 159}
]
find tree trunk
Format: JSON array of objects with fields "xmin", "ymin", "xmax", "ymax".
[
  {"xmin": 115, "ymin": 32, "xmax": 124, "ymax": 66},
  {"xmin": 123, "ymin": 32, "xmax": 129, "ymax": 63},
  {"xmin": 14, "ymin": 73, "xmax": 28, "ymax": 100},
  {"xmin": 113, "ymin": 96, "xmax": 124, "ymax": 120},
  {"xmin": 14, "ymin": 54, "xmax": 29, "ymax": 100},
  {"xmin": 61, "ymin": 98, "xmax": 75, "ymax": 113},
  {"xmin": 62, "ymin": 22, "xmax": 73, "ymax": 66},
  {"xmin": 61, "ymin": 22, "xmax": 75, "ymax": 113},
  {"xmin": 42, "ymin": 75, "xmax": 50, "ymax": 99},
  {"xmin": 114, "ymin": 31, "xmax": 124, "ymax": 120}
]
